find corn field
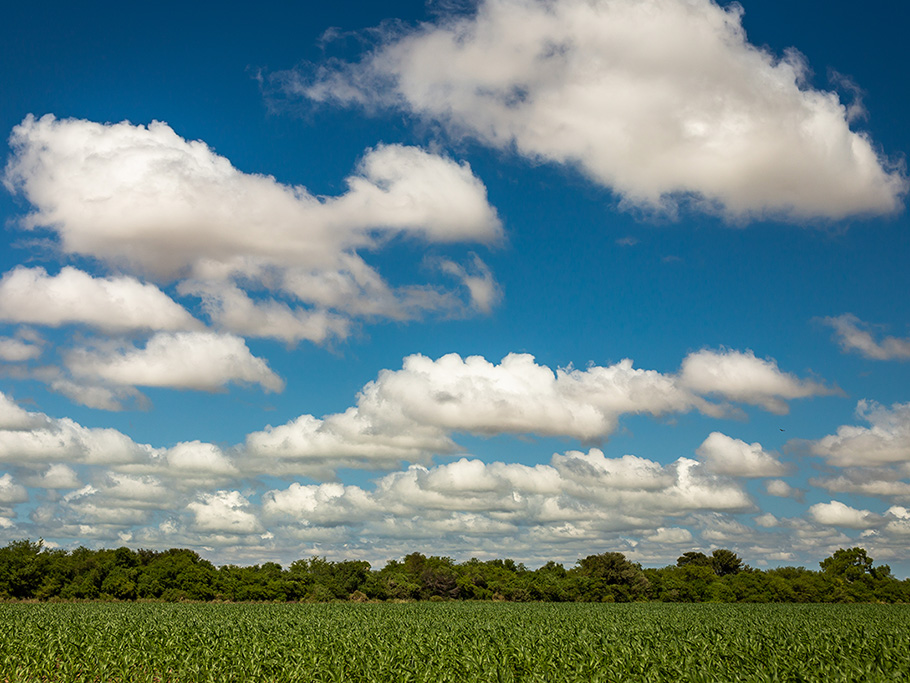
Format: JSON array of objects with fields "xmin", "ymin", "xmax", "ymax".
[{"xmin": 1, "ymin": 602, "xmax": 908, "ymax": 682}]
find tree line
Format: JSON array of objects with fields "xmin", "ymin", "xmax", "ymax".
[{"xmin": 0, "ymin": 539, "xmax": 906, "ymax": 603}]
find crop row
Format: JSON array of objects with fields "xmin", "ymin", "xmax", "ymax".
[{"xmin": 1, "ymin": 602, "xmax": 909, "ymax": 682}]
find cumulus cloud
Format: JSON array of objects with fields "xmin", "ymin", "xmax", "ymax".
[
  {"xmin": 65, "ymin": 331, "xmax": 284, "ymax": 393},
  {"xmin": 696, "ymin": 513, "xmax": 754, "ymax": 543},
  {"xmin": 245, "ymin": 352, "xmax": 688, "ymax": 474},
  {"xmin": 263, "ymin": 481, "xmax": 380, "ymax": 525},
  {"xmin": 24, "ymin": 464, "xmax": 81, "ymax": 490},
  {"xmin": 5, "ymin": 115, "xmax": 501, "ymax": 276},
  {"xmin": 644, "ymin": 527, "xmax": 693, "ymax": 544},
  {"xmin": 177, "ymin": 281, "xmax": 351, "ymax": 344},
  {"xmin": 245, "ymin": 409, "xmax": 455, "ymax": 478},
  {"xmin": 0, "ymin": 417, "xmax": 150, "ymax": 467},
  {"xmin": 0, "ymin": 334, "xmax": 42, "ymax": 362},
  {"xmin": 822, "ymin": 314, "xmax": 910, "ymax": 361},
  {"xmin": 188, "ymin": 491, "xmax": 264, "ymax": 535},
  {"xmin": 765, "ymin": 479, "xmax": 804, "ymax": 501},
  {"xmin": 261, "ymin": 450, "xmax": 751, "ymax": 547},
  {"xmin": 753, "ymin": 513, "xmax": 779, "ymax": 528},
  {"xmin": 552, "ymin": 450, "xmax": 753, "ymax": 514},
  {"xmin": 0, "ymin": 393, "xmax": 258, "ymax": 538},
  {"xmin": 0, "ymin": 354, "xmax": 853, "ymax": 565},
  {"xmin": 0, "ymin": 392, "xmax": 47, "ymax": 431},
  {"xmin": 679, "ymin": 349, "xmax": 836, "ymax": 413},
  {"xmin": 811, "ymin": 401, "xmax": 910, "ymax": 467},
  {"xmin": 247, "ymin": 449, "xmax": 758, "ymax": 568},
  {"xmin": 4, "ymin": 115, "xmax": 501, "ymax": 335},
  {"xmin": 355, "ymin": 353, "xmax": 701, "ymax": 439},
  {"xmin": 51, "ymin": 475, "xmax": 174, "ymax": 529},
  {"xmin": 45, "ymin": 376, "xmax": 148, "ymax": 412},
  {"xmin": 0, "ymin": 391, "xmax": 152, "ymax": 466},
  {"xmin": 809, "ymin": 500, "xmax": 880, "ymax": 530},
  {"xmin": 696, "ymin": 432, "xmax": 788, "ymax": 477},
  {"xmin": 291, "ymin": 0, "xmax": 906, "ymax": 219},
  {"xmin": 811, "ymin": 468, "xmax": 910, "ymax": 501},
  {"xmin": 0, "ymin": 474, "xmax": 28, "ymax": 504},
  {"xmin": 0, "ymin": 267, "xmax": 200, "ymax": 333},
  {"xmin": 883, "ymin": 506, "xmax": 910, "ymax": 536},
  {"xmin": 245, "ymin": 349, "xmax": 831, "ymax": 474},
  {"xmin": 77, "ymin": 474, "xmax": 172, "ymax": 510},
  {"xmin": 277, "ymin": 260, "xmax": 457, "ymax": 323},
  {"xmin": 163, "ymin": 441, "xmax": 239, "ymax": 478}
]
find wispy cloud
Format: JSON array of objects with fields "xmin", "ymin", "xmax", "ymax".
[{"xmin": 822, "ymin": 314, "xmax": 910, "ymax": 361}]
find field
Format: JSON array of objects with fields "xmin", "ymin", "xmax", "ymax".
[{"xmin": 1, "ymin": 602, "xmax": 908, "ymax": 682}]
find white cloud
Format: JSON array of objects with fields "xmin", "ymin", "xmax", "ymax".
[
  {"xmin": 0, "ymin": 474, "xmax": 28, "ymax": 504},
  {"xmin": 164, "ymin": 441, "xmax": 239, "ymax": 477},
  {"xmin": 0, "ymin": 352, "xmax": 860, "ymax": 566},
  {"xmin": 24, "ymin": 464, "xmax": 81, "ymax": 490},
  {"xmin": 695, "ymin": 512, "xmax": 754, "ymax": 543},
  {"xmin": 438, "ymin": 254, "xmax": 501, "ymax": 314},
  {"xmin": 46, "ymin": 376, "xmax": 147, "ymax": 412},
  {"xmin": 679, "ymin": 349, "xmax": 835, "ymax": 413},
  {"xmin": 0, "ymin": 418, "xmax": 150, "ymax": 466},
  {"xmin": 65, "ymin": 331, "xmax": 284, "ymax": 393},
  {"xmin": 822, "ymin": 314, "xmax": 910, "ymax": 361},
  {"xmin": 177, "ymin": 281, "xmax": 350, "ymax": 344},
  {"xmin": 765, "ymin": 479, "xmax": 803, "ymax": 500},
  {"xmin": 0, "ymin": 392, "xmax": 48, "ymax": 431},
  {"xmin": 754, "ymin": 513, "xmax": 779, "ymax": 528},
  {"xmin": 0, "ymin": 335, "xmax": 42, "ymax": 362},
  {"xmin": 63, "ymin": 474, "xmax": 173, "ymax": 514},
  {"xmin": 696, "ymin": 431, "xmax": 787, "ymax": 477},
  {"xmin": 108, "ymin": 440, "xmax": 241, "ymax": 490},
  {"xmin": 0, "ymin": 392, "xmax": 152, "ymax": 466},
  {"xmin": 811, "ymin": 467, "xmax": 910, "ymax": 501},
  {"xmin": 644, "ymin": 527, "xmax": 693, "ymax": 544},
  {"xmin": 294, "ymin": 0, "xmax": 906, "ymax": 220},
  {"xmin": 353, "ymin": 353, "xmax": 695, "ymax": 439},
  {"xmin": 244, "ymin": 410, "xmax": 455, "ymax": 477},
  {"xmin": 811, "ymin": 401, "xmax": 910, "ymax": 467},
  {"xmin": 187, "ymin": 491, "xmax": 264, "ymax": 535},
  {"xmin": 809, "ymin": 500, "xmax": 880, "ymax": 530},
  {"xmin": 245, "ymin": 349, "xmax": 830, "ymax": 474},
  {"xmin": 0, "ymin": 267, "xmax": 200, "ymax": 333},
  {"xmin": 4, "ymin": 115, "xmax": 501, "ymax": 327},
  {"xmin": 262, "ymin": 482, "xmax": 379, "ymax": 525},
  {"xmin": 245, "ymin": 352, "xmax": 694, "ymax": 474},
  {"xmin": 284, "ymin": 268, "xmax": 437, "ymax": 324},
  {"xmin": 261, "ymin": 450, "xmax": 750, "ymax": 549},
  {"xmin": 107, "ymin": 475, "xmax": 170, "ymax": 508},
  {"xmin": 884, "ymin": 506, "xmax": 910, "ymax": 536}
]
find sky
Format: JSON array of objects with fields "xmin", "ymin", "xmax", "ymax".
[{"xmin": 1, "ymin": 0, "xmax": 910, "ymax": 575}]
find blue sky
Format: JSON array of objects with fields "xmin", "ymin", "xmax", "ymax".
[{"xmin": 2, "ymin": 0, "xmax": 910, "ymax": 574}]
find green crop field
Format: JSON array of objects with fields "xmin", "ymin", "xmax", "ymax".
[{"xmin": 1, "ymin": 602, "xmax": 908, "ymax": 682}]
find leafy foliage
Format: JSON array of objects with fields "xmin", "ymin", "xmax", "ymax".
[{"xmin": 0, "ymin": 540, "xmax": 909, "ymax": 603}]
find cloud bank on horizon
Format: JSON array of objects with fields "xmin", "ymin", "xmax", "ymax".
[{"xmin": 1, "ymin": 0, "xmax": 909, "ymax": 572}]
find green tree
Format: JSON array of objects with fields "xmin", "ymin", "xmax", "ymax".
[
  {"xmin": 527, "ymin": 561, "xmax": 569, "ymax": 602},
  {"xmin": 820, "ymin": 547, "xmax": 874, "ymax": 582},
  {"xmin": 0, "ymin": 539, "xmax": 46, "ymax": 598},
  {"xmin": 711, "ymin": 549, "xmax": 743, "ymax": 576},
  {"xmin": 573, "ymin": 552, "xmax": 649, "ymax": 601},
  {"xmin": 676, "ymin": 551, "xmax": 711, "ymax": 568}
]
